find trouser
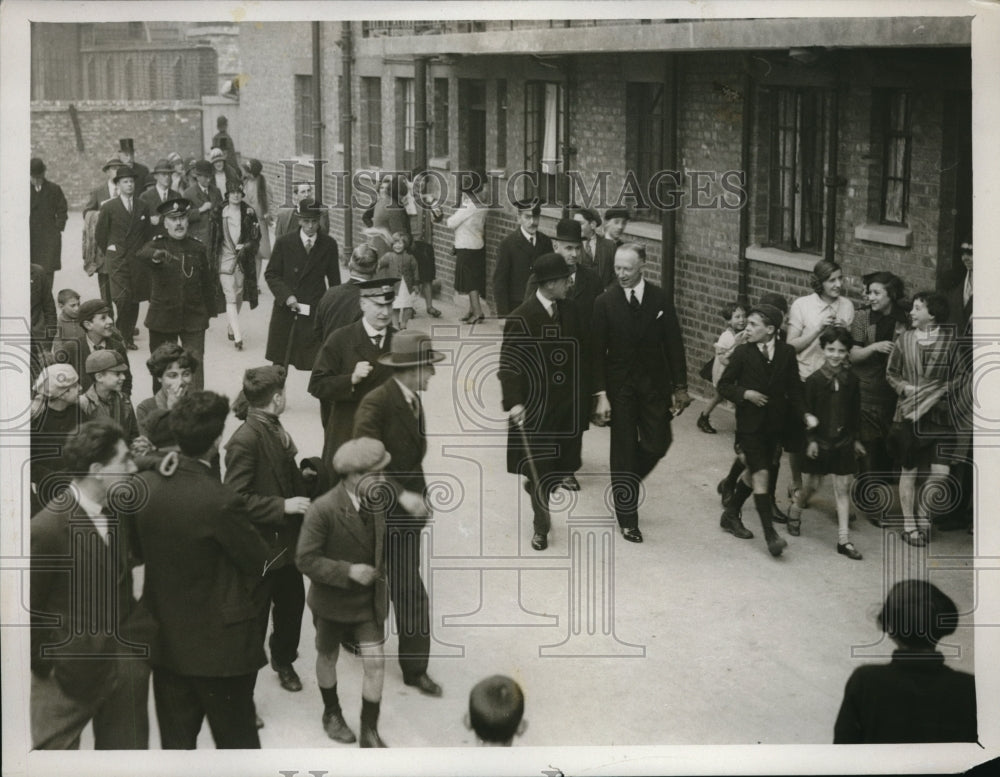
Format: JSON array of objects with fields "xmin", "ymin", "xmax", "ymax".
[
  {"xmin": 264, "ymin": 563, "xmax": 306, "ymax": 667},
  {"xmin": 608, "ymin": 381, "xmax": 673, "ymax": 529},
  {"xmin": 115, "ymin": 301, "xmax": 140, "ymax": 344},
  {"xmin": 386, "ymin": 521, "xmax": 430, "ymax": 681},
  {"xmin": 31, "ymin": 659, "xmax": 150, "ymax": 750},
  {"xmin": 152, "ymin": 667, "xmax": 259, "ymax": 749},
  {"xmin": 97, "ymin": 272, "xmax": 113, "ymax": 316},
  {"xmin": 148, "ymin": 328, "xmax": 206, "ymax": 392}
]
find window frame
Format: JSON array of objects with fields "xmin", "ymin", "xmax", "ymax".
[
  {"xmin": 879, "ymin": 90, "xmax": 913, "ymax": 227},
  {"xmin": 625, "ymin": 81, "xmax": 666, "ymax": 223},
  {"xmin": 294, "ymin": 74, "xmax": 315, "ymax": 157},
  {"xmin": 523, "ymin": 80, "xmax": 566, "ymax": 204},
  {"xmin": 362, "ymin": 76, "xmax": 383, "ymax": 168},
  {"xmin": 397, "ymin": 77, "xmax": 416, "ymax": 172}
]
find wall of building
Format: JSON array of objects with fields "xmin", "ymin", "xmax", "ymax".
[{"xmin": 31, "ymin": 100, "xmax": 204, "ymax": 208}]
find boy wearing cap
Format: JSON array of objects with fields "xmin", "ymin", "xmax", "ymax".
[
  {"xmin": 296, "ymin": 437, "xmax": 393, "ymax": 747},
  {"xmin": 265, "ymin": 198, "xmax": 340, "ymax": 371},
  {"xmin": 717, "ymin": 304, "xmax": 807, "ymax": 557},
  {"xmin": 602, "ymin": 207, "xmax": 630, "ymax": 247},
  {"xmin": 354, "ymin": 330, "xmax": 445, "ymax": 697},
  {"xmin": 29, "ymin": 363, "xmax": 82, "ymax": 515},
  {"xmin": 52, "ymin": 298, "xmax": 133, "ymax": 396},
  {"xmin": 95, "ymin": 165, "xmax": 151, "ymax": 349},
  {"xmin": 310, "ymin": 279, "xmax": 396, "ymax": 464},
  {"xmin": 493, "ymin": 198, "xmax": 553, "ymax": 317},
  {"xmin": 79, "ymin": 349, "xmax": 141, "ymax": 446},
  {"xmin": 30, "ymin": 157, "xmax": 68, "ymax": 281}
]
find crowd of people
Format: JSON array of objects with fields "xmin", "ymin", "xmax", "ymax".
[{"xmin": 26, "ymin": 128, "xmax": 977, "ymax": 750}]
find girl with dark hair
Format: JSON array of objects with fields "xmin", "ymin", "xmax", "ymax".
[
  {"xmin": 834, "ymin": 579, "xmax": 976, "ymax": 743},
  {"xmin": 849, "ymin": 271, "xmax": 908, "ymax": 526},
  {"xmin": 136, "ymin": 342, "xmax": 200, "ymax": 436}
]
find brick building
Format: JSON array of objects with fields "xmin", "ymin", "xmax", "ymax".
[{"xmin": 193, "ymin": 18, "xmax": 975, "ymax": 388}]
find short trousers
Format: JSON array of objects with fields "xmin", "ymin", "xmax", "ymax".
[
  {"xmin": 313, "ymin": 615, "xmax": 383, "ymax": 653},
  {"xmin": 735, "ymin": 432, "xmax": 783, "ymax": 474}
]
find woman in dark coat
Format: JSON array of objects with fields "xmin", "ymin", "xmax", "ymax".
[{"xmin": 213, "ymin": 181, "xmax": 261, "ymax": 350}]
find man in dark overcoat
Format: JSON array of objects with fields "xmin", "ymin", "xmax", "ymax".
[
  {"xmin": 135, "ymin": 198, "xmax": 217, "ymax": 392},
  {"xmin": 95, "ymin": 165, "xmax": 150, "ymax": 349},
  {"xmin": 30, "ymin": 157, "xmax": 68, "ymax": 282},
  {"xmin": 314, "ymin": 244, "xmax": 378, "ymax": 345},
  {"xmin": 30, "ymin": 419, "xmax": 151, "ymax": 750},
  {"xmin": 265, "ymin": 198, "xmax": 340, "ymax": 371},
  {"xmin": 309, "ymin": 280, "xmax": 396, "ymax": 466},
  {"xmin": 83, "ymin": 157, "xmax": 123, "ymax": 309},
  {"xmin": 492, "ymin": 198, "xmax": 553, "ymax": 317},
  {"xmin": 500, "ymin": 254, "xmax": 587, "ymax": 551},
  {"xmin": 183, "ymin": 160, "xmax": 223, "ymax": 252},
  {"xmin": 591, "ymin": 243, "xmax": 691, "ymax": 543},
  {"xmin": 132, "ymin": 391, "xmax": 273, "ymax": 749},
  {"xmin": 354, "ymin": 329, "xmax": 446, "ymax": 698}
]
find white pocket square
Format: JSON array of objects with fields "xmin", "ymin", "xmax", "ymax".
[{"xmin": 656, "ymin": 310, "xmax": 664, "ymax": 320}]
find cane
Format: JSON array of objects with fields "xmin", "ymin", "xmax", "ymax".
[
  {"xmin": 282, "ymin": 311, "xmax": 299, "ymax": 369},
  {"xmin": 516, "ymin": 416, "xmax": 543, "ymax": 500}
]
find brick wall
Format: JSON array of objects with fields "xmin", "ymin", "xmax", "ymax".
[{"xmin": 31, "ymin": 100, "xmax": 204, "ymax": 208}]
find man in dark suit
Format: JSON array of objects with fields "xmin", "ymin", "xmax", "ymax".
[
  {"xmin": 30, "ymin": 157, "xmax": 68, "ymax": 283},
  {"xmin": 265, "ymin": 198, "xmax": 340, "ymax": 372},
  {"xmin": 309, "ymin": 280, "xmax": 396, "ymax": 468},
  {"xmin": 275, "ymin": 181, "xmax": 330, "ymax": 238},
  {"xmin": 83, "ymin": 157, "xmax": 123, "ymax": 308},
  {"xmin": 31, "ymin": 419, "xmax": 150, "ymax": 749},
  {"xmin": 717, "ymin": 304, "xmax": 806, "ymax": 557},
  {"xmin": 575, "ymin": 208, "xmax": 617, "ymax": 289},
  {"xmin": 132, "ymin": 391, "xmax": 273, "ymax": 749},
  {"xmin": 52, "ymin": 299, "xmax": 133, "ymax": 396},
  {"xmin": 501, "ymin": 254, "xmax": 588, "ymax": 551},
  {"xmin": 117, "ymin": 137, "xmax": 150, "ymax": 189},
  {"xmin": 139, "ymin": 159, "xmax": 183, "ymax": 239},
  {"xmin": 224, "ymin": 366, "xmax": 315, "ymax": 695},
  {"xmin": 354, "ymin": 330, "xmax": 446, "ymax": 698},
  {"xmin": 95, "ymin": 166, "xmax": 150, "ymax": 349},
  {"xmin": 296, "ymin": 438, "xmax": 392, "ymax": 747},
  {"xmin": 314, "ymin": 244, "xmax": 378, "ymax": 346},
  {"xmin": 492, "ymin": 198, "xmax": 553, "ymax": 317},
  {"xmin": 183, "ymin": 159, "xmax": 224, "ymax": 250},
  {"xmin": 591, "ymin": 243, "xmax": 691, "ymax": 543}
]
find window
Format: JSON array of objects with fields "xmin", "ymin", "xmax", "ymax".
[
  {"xmin": 433, "ymin": 78, "xmax": 449, "ymax": 157},
  {"xmin": 626, "ymin": 82, "xmax": 665, "ymax": 222},
  {"xmin": 147, "ymin": 59, "xmax": 158, "ymax": 100},
  {"xmin": 294, "ymin": 75, "xmax": 315, "ymax": 156},
  {"xmin": 397, "ymin": 78, "xmax": 415, "ymax": 172},
  {"xmin": 496, "ymin": 80, "xmax": 508, "ymax": 168},
  {"xmin": 765, "ymin": 87, "xmax": 830, "ymax": 253},
  {"xmin": 362, "ymin": 77, "xmax": 383, "ymax": 168},
  {"xmin": 524, "ymin": 81, "xmax": 566, "ymax": 204},
  {"xmin": 880, "ymin": 91, "xmax": 912, "ymax": 226}
]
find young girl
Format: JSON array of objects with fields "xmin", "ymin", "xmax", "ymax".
[
  {"xmin": 376, "ymin": 232, "xmax": 419, "ymax": 330},
  {"xmin": 697, "ymin": 302, "xmax": 747, "ymax": 434},
  {"xmin": 789, "ymin": 326, "xmax": 866, "ymax": 560}
]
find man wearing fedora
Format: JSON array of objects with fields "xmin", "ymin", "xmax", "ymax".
[
  {"xmin": 136, "ymin": 198, "xmax": 218, "ymax": 392},
  {"xmin": 309, "ymin": 279, "xmax": 397, "ymax": 467},
  {"xmin": 492, "ymin": 198, "xmax": 553, "ymax": 318},
  {"xmin": 139, "ymin": 159, "xmax": 182, "ymax": 239},
  {"xmin": 354, "ymin": 330, "xmax": 445, "ymax": 697},
  {"xmin": 265, "ymin": 198, "xmax": 340, "ymax": 372},
  {"xmin": 275, "ymin": 181, "xmax": 330, "ymax": 239},
  {"xmin": 183, "ymin": 160, "xmax": 224, "ymax": 251},
  {"xmin": 95, "ymin": 166, "xmax": 151, "ymax": 350},
  {"xmin": 83, "ymin": 157, "xmax": 124, "ymax": 307},
  {"xmin": 500, "ymin": 253, "xmax": 587, "ymax": 551},
  {"xmin": 117, "ymin": 138, "xmax": 150, "ymax": 190},
  {"xmin": 296, "ymin": 437, "xmax": 393, "ymax": 747},
  {"xmin": 30, "ymin": 157, "xmax": 68, "ymax": 284},
  {"xmin": 575, "ymin": 208, "xmax": 618, "ymax": 289},
  {"xmin": 591, "ymin": 243, "xmax": 691, "ymax": 543}
]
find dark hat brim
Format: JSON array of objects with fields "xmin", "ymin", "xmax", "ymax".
[{"xmin": 377, "ymin": 350, "xmax": 446, "ymax": 368}]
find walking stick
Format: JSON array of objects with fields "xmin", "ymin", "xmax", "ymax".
[
  {"xmin": 516, "ymin": 417, "xmax": 543, "ymax": 499},
  {"xmin": 282, "ymin": 311, "xmax": 299, "ymax": 369}
]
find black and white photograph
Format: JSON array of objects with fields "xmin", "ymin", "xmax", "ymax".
[{"xmin": 2, "ymin": 1, "xmax": 999, "ymax": 775}]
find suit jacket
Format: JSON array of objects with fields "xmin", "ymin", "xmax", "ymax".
[
  {"xmin": 717, "ymin": 340, "xmax": 805, "ymax": 435},
  {"xmin": 132, "ymin": 455, "xmax": 271, "ymax": 677},
  {"xmin": 354, "ymin": 377, "xmax": 428, "ymax": 506},
  {"xmin": 524, "ymin": 263, "xmax": 603, "ymax": 329},
  {"xmin": 309, "ymin": 320, "xmax": 395, "ymax": 462},
  {"xmin": 586, "ymin": 236, "xmax": 617, "ymax": 289},
  {"xmin": 591, "ymin": 282, "xmax": 688, "ymax": 397},
  {"xmin": 182, "ymin": 181, "xmax": 224, "ymax": 252},
  {"xmin": 94, "ymin": 195, "xmax": 151, "ymax": 301},
  {"xmin": 51, "ymin": 331, "xmax": 133, "ymax": 396},
  {"xmin": 315, "ymin": 279, "xmax": 363, "ymax": 344},
  {"xmin": 264, "ymin": 230, "xmax": 340, "ymax": 370},
  {"xmin": 499, "ymin": 295, "xmax": 588, "ymax": 475},
  {"xmin": 275, "ymin": 207, "xmax": 330, "ymax": 239},
  {"xmin": 136, "ymin": 234, "xmax": 217, "ymax": 333},
  {"xmin": 83, "ymin": 181, "xmax": 118, "ymax": 216},
  {"xmin": 31, "ymin": 492, "xmax": 150, "ymax": 698},
  {"xmin": 30, "ymin": 179, "xmax": 68, "ymax": 273},
  {"xmin": 296, "ymin": 482, "xmax": 387, "ymax": 624},
  {"xmin": 138, "ymin": 185, "xmax": 182, "ymax": 239},
  {"xmin": 224, "ymin": 412, "xmax": 311, "ymax": 570},
  {"xmin": 492, "ymin": 228, "xmax": 553, "ymax": 316}
]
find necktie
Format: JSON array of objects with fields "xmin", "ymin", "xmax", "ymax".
[
  {"xmin": 371, "ymin": 333, "xmax": 382, "ymax": 349},
  {"xmin": 529, "ymin": 235, "xmax": 535, "ymax": 247},
  {"xmin": 125, "ymin": 197, "xmax": 132, "ymax": 214},
  {"xmin": 550, "ymin": 302, "xmax": 560, "ymax": 323},
  {"xmin": 409, "ymin": 395, "xmax": 420, "ymax": 420},
  {"xmin": 629, "ymin": 289, "xmax": 641, "ymax": 315},
  {"xmin": 568, "ymin": 273, "xmax": 576, "ymax": 293},
  {"xmin": 305, "ymin": 238, "xmax": 313, "ymax": 253},
  {"xmin": 759, "ymin": 343, "xmax": 771, "ymax": 363}
]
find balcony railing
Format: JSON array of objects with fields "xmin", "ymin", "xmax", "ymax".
[{"xmin": 361, "ymin": 19, "xmax": 681, "ymax": 37}]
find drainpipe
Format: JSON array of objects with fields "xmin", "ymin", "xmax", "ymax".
[
  {"xmin": 661, "ymin": 53, "xmax": 679, "ymax": 302},
  {"xmin": 824, "ymin": 61, "xmax": 842, "ymax": 262},
  {"xmin": 561, "ymin": 57, "xmax": 575, "ymax": 218},
  {"xmin": 311, "ymin": 23, "xmax": 324, "ymax": 202},
  {"xmin": 414, "ymin": 57, "xmax": 428, "ymax": 176},
  {"xmin": 340, "ymin": 21, "xmax": 353, "ymax": 249},
  {"xmin": 737, "ymin": 55, "xmax": 753, "ymax": 305}
]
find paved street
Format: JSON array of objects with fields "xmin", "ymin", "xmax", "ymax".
[{"xmin": 49, "ymin": 212, "xmax": 975, "ymax": 749}]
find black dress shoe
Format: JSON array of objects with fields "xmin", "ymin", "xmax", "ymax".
[
  {"xmin": 322, "ymin": 710, "xmax": 357, "ymax": 743},
  {"xmin": 403, "ymin": 673, "xmax": 442, "ymax": 697},
  {"xmin": 359, "ymin": 724, "xmax": 387, "ymax": 748},
  {"xmin": 769, "ymin": 499, "xmax": 789, "ymax": 524},
  {"xmin": 696, "ymin": 413, "xmax": 717, "ymax": 434},
  {"xmin": 621, "ymin": 527, "xmax": 643, "ymax": 543},
  {"xmin": 561, "ymin": 474, "xmax": 581, "ymax": 491},
  {"xmin": 531, "ymin": 532, "xmax": 548, "ymax": 551},
  {"xmin": 274, "ymin": 663, "xmax": 302, "ymax": 692},
  {"xmin": 720, "ymin": 511, "xmax": 754, "ymax": 539},
  {"xmin": 836, "ymin": 541, "xmax": 863, "ymax": 560}
]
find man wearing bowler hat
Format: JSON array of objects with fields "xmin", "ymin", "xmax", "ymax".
[
  {"xmin": 309, "ymin": 279, "xmax": 397, "ymax": 467},
  {"xmin": 95, "ymin": 165, "xmax": 151, "ymax": 349},
  {"xmin": 136, "ymin": 198, "xmax": 218, "ymax": 392},
  {"xmin": 265, "ymin": 198, "xmax": 340, "ymax": 373},
  {"xmin": 30, "ymin": 157, "xmax": 68, "ymax": 283},
  {"xmin": 492, "ymin": 198, "xmax": 553, "ymax": 318},
  {"xmin": 183, "ymin": 159, "xmax": 223, "ymax": 250},
  {"xmin": 500, "ymin": 253, "xmax": 587, "ymax": 551},
  {"xmin": 117, "ymin": 138, "xmax": 150, "ymax": 189},
  {"xmin": 354, "ymin": 330, "xmax": 446, "ymax": 697}
]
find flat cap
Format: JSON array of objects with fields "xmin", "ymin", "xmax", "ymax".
[
  {"xmin": 86, "ymin": 349, "xmax": 128, "ymax": 374},
  {"xmin": 332, "ymin": 437, "xmax": 392, "ymax": 476},
  {"xmin": 78, "ymin": 299, "xmax": 111, "ymax": 323}
]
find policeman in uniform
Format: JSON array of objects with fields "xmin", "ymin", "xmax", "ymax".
[{"xmin": 136, "ymin": 198, "xmax": 218, "ymax": 392}]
